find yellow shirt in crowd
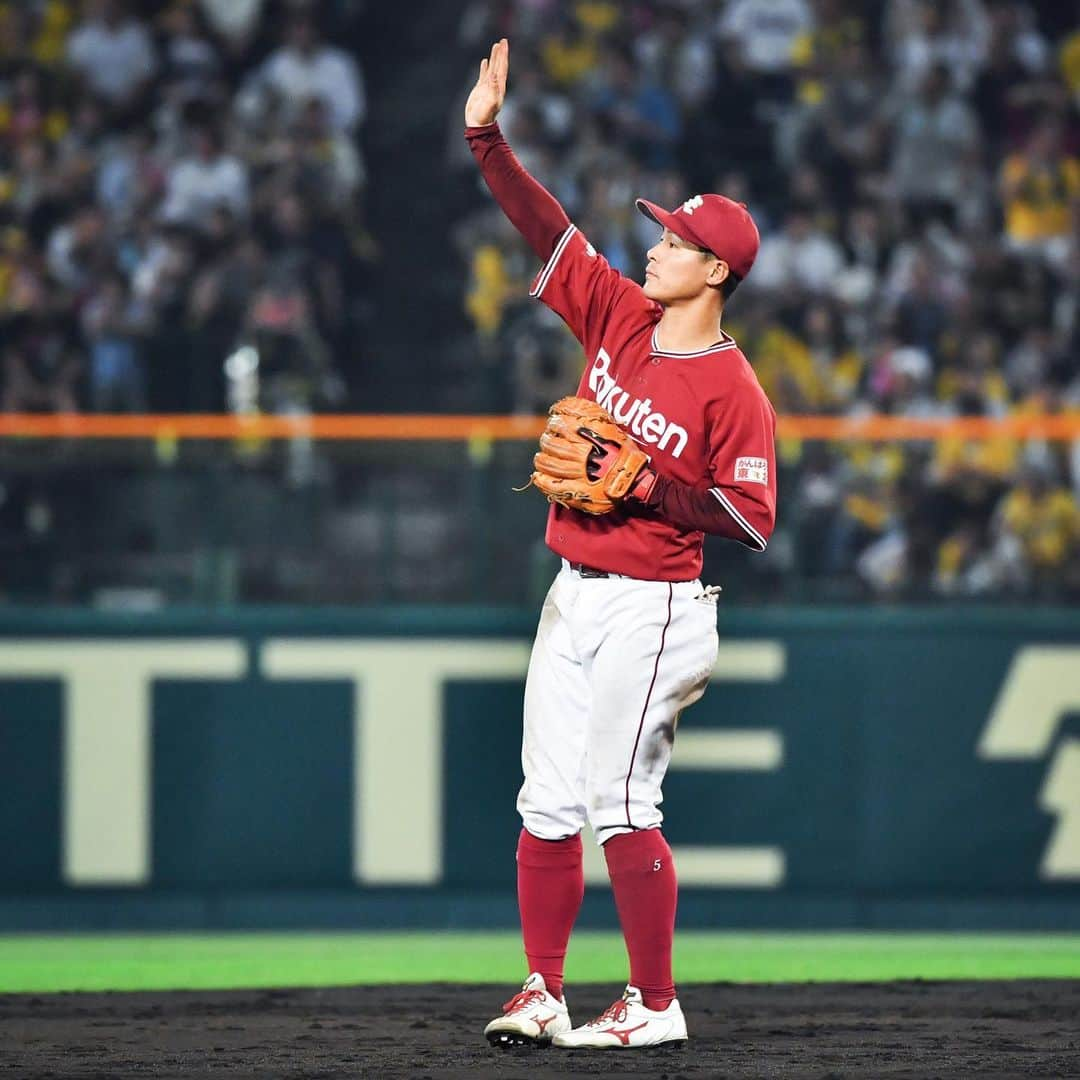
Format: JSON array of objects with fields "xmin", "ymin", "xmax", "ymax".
[
  {"xmin": 934, "ymin": 435, "xmax": 1018, "ymax": 481},
  {"xmin": 1001, "ymin": 153, "xmax": 1080, "ymax": 241},
  {"xmin": 753, "ymin": 325, "xmax": 863, "ymax": 411},
  {"xmin": 999, "ymin": 487, "xmax": 1080, "ymax": 567}
]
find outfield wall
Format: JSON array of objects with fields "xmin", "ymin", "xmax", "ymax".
[{"xmin": 1, "ymin": 607, "xmax": 1079, "ymax": 930}]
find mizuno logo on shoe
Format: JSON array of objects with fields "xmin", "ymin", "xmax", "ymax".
[
  {"xmin": 531, "ymin": 1013, "xmax": 556, "ymax": 1034},
  {"xmin": 598, "ymin": 1021, "xmax": 650, "ymax": 1045}
]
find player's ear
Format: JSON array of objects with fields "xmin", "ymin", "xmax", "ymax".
[{"xmin": 707, "ymin": 259, "xmax": 730, "ymax": 289}]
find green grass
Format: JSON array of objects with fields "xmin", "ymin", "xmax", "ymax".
[{"xmin": 1, "ymin": 932, "xmax": 1078, "ymax": 993}]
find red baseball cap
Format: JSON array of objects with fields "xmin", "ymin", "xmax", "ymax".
[{"xmin": 636, "ymin": 193, "xmax": 760, "ymax": 280}]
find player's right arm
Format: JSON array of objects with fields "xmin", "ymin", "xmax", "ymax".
[
  {"xmin": 464, "ymin": 39, "xmax": 644, "ymax": 349},
  {"xmin": 465, "ymin": 40, "xmax": 569, "ymax": 261}
]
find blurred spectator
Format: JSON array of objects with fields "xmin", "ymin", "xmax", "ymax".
[
  {"xmin": 131, "ymin": 219, "xmax": 196, "ymax": 317},
  {"xmin": 887, "ymin": 63, "xmax": 981, "ymax": 222},
  {"xmin": 3, "ymin": 67, "xmax": 65, "ymax": 146},
  {"xmin": 2, "ymin": 311, "xmax": 80, "ymax": 413},
  {"xmin": 81, "ymin": 271, "xmax": 146, "ymax": 412},
  {"xmin": 506, "ymin": 304, "xmax": 583, "ymax": 415},
  {"xmin": 893, "ymin": 249, "xmax": 950, "ymax": 357},
  {"xmin": 938, "ymin": 332, "xmax": 1010, "ymax": 416},
  {"xmin": 838, "ymin": 204, "xmax": 891, "ymax": 299},
  {"xmin": 588, "ymin": 46, "xmax": 681, "ymax": 169},
  {"xmin": 717, "ymin": 0, "xmax": 814, "ymax": 81},
  {"xmin": 47, "ymin": 205, "xmax": 108, "ymax": 297},
  {"xmin": 973, "ymin": 5, "xmax": 1059, "ymax": 158},
  {"xmin": 634, "ymin": 5, "xmax": 715, "ymax": 112},
  {"xmin": 866, "ymin": 340, "xmax": 940, "ymax": 417},
  {"xmin": 157, "ymin": 3, "xmax": 223, "ymax": 106},
  {"xmin": 1000, "ymin": 117, "xmax": 1080, "ymax": 269},
  {"xmin": 161, "ymin": 124, "xmax": 249, "ymax": 227},
  {"xmin": 246, "ymin": 258, "xmax": 333, "ymax": 413},
  {"xmin": 198, "ymin": 0, "xmax": 264, "ymax": 58},
  {"xmin": 752, "ymin": 300, "xmax": 862, "ymax": 411},
  {"xmin": 748, "ymin": 207, "xmax": 846, "ymax": 295},
  {"xmin": 1005, "ymin": 326, "xmax": 1055, "ymax": 398},
  {"xmin": 258, "ymin": 14, "xmax": 364, "ymax": 133},
  {"xmin": 787, "ymin": 37, "xmax": 887, "ymax": 202},
  {"xmin": 65, "ymin": 0, "xmax": 157, "ymax": 114},
  {"xmin": 886, "ymin": 0, "xmax": 989, "ymax": 94},
  {"xmin": 995, "ymin": 465, "xmax": 1080, "ymax": 592},
  {"xmin": 682, "ymin": 35, "xmax": 777, "ymax": 197},
  {"xmin": 96, "ymin": 124, "xmax": 166, "ymax": 225}
]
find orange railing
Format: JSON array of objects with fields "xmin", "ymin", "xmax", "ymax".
[{"xmin": 0, "ymin": 413, "xmax": 1078, "ymax": 441}]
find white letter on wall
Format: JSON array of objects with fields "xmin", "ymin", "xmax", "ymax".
[
  {"xmin": 0, "ymin": 641, "xmax": 246, "ymax": 886},
  {"xmin": 262, "ymin": 640, "xmax": 530, "ymax": 885}
]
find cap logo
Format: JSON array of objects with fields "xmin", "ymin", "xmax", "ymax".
[{"xmin": 680, "ymin": 195, "xmax": 704, "ymax": 215}]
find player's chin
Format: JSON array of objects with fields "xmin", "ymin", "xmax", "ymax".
[{"xmin": 642, "ymin": 276, "xmax": 664, "ymax": 301}]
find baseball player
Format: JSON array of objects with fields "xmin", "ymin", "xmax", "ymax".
[{"xmin": 465, "ymin": 39, "xmax": 776, "ymax": 1050}]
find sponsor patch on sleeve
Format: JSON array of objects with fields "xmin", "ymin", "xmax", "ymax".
[{"xmin": 734, "ymin": 456, "xmax": 769, "ymax": 485}]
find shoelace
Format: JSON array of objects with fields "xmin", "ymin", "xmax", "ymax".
[
  {"xmin": 590, "ymin": 998, "xmax": 629, "ymax": 1026},
  {"xmin": 502, "ymin": 987, "xmax": 547, "ymax": 1014}
]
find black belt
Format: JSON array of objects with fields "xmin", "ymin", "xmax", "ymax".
[{"xmin": 569, "ymin": 562, "xmax": 616, "ymax": 578}]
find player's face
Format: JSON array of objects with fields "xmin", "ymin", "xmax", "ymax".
[{"xmin": 644, "ymin": 229, "xmax": 721, "ymax": 304}]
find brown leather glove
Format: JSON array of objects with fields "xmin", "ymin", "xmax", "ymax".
[{"xmin": 527, "ymin": 396, "xmax": 655, "ymax": 515}]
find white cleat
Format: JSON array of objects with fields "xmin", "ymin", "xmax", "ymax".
[
  {"xmin": 484, "ymin": 972, "xmax": 572, "ymax": 1047},
  {"xmin": 552, "ymin": 984, "xmax": 688, "ymax": 1049}
]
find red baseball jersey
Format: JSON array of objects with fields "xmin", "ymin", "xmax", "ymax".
[{"xmin": 532, "ymin": 224, "xmax": 777, "ymax": 581}]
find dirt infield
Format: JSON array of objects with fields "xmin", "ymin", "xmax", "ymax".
[{"xmin": 1, "ymin": 980, "xmax": 1077, "ymax": 1079}]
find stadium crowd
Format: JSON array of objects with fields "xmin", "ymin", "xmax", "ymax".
[
  {"xmin": 0, "ymin": 0, "xmax": 1078, "ymax": 604},
  {"xmin": 452, "ymin": 0, "xmax": 1080, "ymax": 600},
  {"xmin": 0, "ymin": 0, "xmax": 368, "ymax": 417}
]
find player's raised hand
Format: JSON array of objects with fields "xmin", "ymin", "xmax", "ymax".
[{"xmin": 465, "ymin": 38, "xmax": 509, "ymax": 127}]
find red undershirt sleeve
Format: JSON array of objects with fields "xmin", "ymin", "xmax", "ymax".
[
  {"xmin": 465, "ymin": 122, "xmax": 571, "ymax": 262},
  {"xmin": 639, "ymin": 474, "xmax": 765, "ymax": 544}
]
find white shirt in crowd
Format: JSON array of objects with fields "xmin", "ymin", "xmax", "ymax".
[
  {"xmin": 261, "ymin": 45, "xmax": 365, "ymax": 131},
  {"xmin": 716, "ymin": 0, "xmax": 814, "ymax": 74},
  {"xmin": 749, "ymin": 224, "xmax": 847, "ymax": 294},
  {"xmin": 889, "ymin": 94, "xmax": 979, "ymax": 208},
  {"xmin": 66, "ymin": 17, "xmax": 157, "ymax": 104},
  {"xmin": 162, "ymin": 154, "xmax": 249, "ymax": 225},
  {"xmin": 198, "ymin": 0, "xmax": 264, "ymax": 45},
  {"xmin": 886, "ymin": 0, "xmax": 991, "ymax": 93}
]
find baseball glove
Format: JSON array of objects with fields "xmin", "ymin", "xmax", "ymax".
[{"xmin": 527, "ymin": 396, "xmax": 652, "ymax": 515}]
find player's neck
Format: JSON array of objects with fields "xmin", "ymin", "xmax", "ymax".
[{"xmin": 655, "ymin": 298, "xmax": 725, "ymax": 354}]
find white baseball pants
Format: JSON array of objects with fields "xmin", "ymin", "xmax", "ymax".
[{"xmin": 518, "ymin": 562, "xmax": 720, "ymax": 845}]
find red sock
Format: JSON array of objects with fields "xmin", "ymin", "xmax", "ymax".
[
  {"xmin": 604, "ymin": 829, "xmax": 677, "ymax": 1011},
  {"xmin": 516, "ymin": 829, "xmax": 584, "ymax": 1001}
]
